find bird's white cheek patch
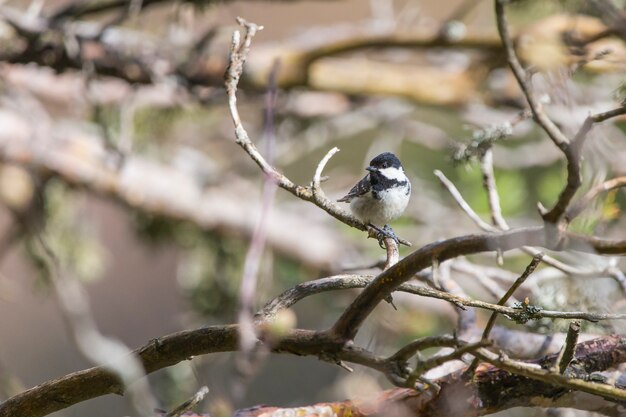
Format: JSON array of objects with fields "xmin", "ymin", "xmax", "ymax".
[{"xmin": 379, "ymin": 167, "xmax": 405, "ymax": 181}]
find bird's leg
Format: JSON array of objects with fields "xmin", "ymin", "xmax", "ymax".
[
  {"xmin": 368, "ymin": 224, "xmax": 400, "ymax": 248},
  {"xmin": 382, "ymin": 224, "xmax": 400, "ymax": 246}
]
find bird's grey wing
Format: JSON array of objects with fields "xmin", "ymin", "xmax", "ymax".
[{"xmin": 337, "ymin": 175, "xmax": 371, "ymax": 202}]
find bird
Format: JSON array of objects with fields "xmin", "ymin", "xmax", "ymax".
[{"xmin": 338, "ymin": 152, "xmax": 411, "ymax": 246}]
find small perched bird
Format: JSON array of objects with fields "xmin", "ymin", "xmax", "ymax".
[{"xmin": 338, "ymin": 152, "xmax": 411, "ymax": 246}]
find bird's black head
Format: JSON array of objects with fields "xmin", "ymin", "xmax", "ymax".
[{"xmin": 367, "ymin": 152, "xmax": 402, "ymax": 171}]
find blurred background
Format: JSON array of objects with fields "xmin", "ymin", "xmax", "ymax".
[{"xmin": 0, "ymin": 0, "xmax": 625, "ymax": 416}]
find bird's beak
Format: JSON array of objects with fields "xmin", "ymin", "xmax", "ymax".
[{"xmin": 366, "ymin": 166, "xmax": 378, "ymax": 173}]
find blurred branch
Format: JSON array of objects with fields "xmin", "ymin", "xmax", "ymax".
[
  {"xmin": 0, "ymin": 109, "xmax": 349, "ymax": 267},
  {"xmin": 164, "ymin": 386, "xmax": 209, "ymax": 417},
  {"xmin": 0, "ymin": 5, "xmax": 502, "ymax": 106},
  {"xmin": 0, "ymin": 325, "xmax": 240, "ymax": 417},
  {"xmin": 495, "ymin": 0, "xmax": 626, "ymax": 225},
  {"xmin": 566, "ymin": 176, "xmax": 626, "ymax": 222},
  {"xmin": 29, "ymin": 234, "xmax": 157, "ymax": 416},
  {"xmin": 494, "ymin": 0, "xmax": 569, "ymax": 150},
  {"xmin": 234, "ymin": 60, "xmax": 279, "ymax": 399},
  {"xmin": 49, "ymin": 0, "xmax": 340, "ymax": 21}
]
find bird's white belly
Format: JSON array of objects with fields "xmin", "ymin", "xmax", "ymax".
[{"xmin": 350, "ymin": 187, "xmax": 410, "ymax": 226}]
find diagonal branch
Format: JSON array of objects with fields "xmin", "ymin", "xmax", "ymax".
[
  {"xmin": 494, "ymin": 0, "xmax": 626, "ymax": 225},
  {"xmin": 494, "ymin": 0, "xmax": 569, "ymax": 150},
  {"xmin": 566, "ymin": 176, "xmax": 626, "ymax": 222},
  {"xmin": 224, "ymin": 17, "xmax": 410, "ymax": 245},
  {"xmin": 466, "ymin": 253, "xmax": 543, "ymax": 374}
]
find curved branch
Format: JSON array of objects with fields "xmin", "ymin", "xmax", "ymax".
[
  {"xmin": 0, "ymin": 325, "xmax": 239, "ymax": 417},
  {"xmin": 225, "ymin": 18, "xmax": 411, "ymax": 246},
  {"xmin": 495, "ymin": 0, "xmax": 626, "ymax": 225},
  {"xmin": 330, "ymin": 226, "xmax": 626, "ymax": 340},
  {"xmin": 3, "ymin": 267, "xmax": 625, "ymax": 417},
  {"xmin": 566, "ymin": 176, "xmax": 626, "ymax": 222}
]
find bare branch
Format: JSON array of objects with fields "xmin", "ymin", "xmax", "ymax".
[
  {"xmin": 389, "ymin": 335, "xmax": 459, "ymax": 363},
  {"xmin": 259, "ymin": 273, "xmax": 626, "ymax": 325},
  {"xmin": 330, "ymin": 226, "xmax": 626, "ymax": 341},
  {"xmin": 566, "ymin": 176, "xmax": 626, "ymax": 222},
  {"xmin": 224, "ymin": 18, "xmax": 410, "ymax": 246},
  {"xmin": 479, "ymin": 148, "xmax": 507, "ymax": 229},
  {"xmin": 312, "ymin": 147, "xmax": 339, "ymax": 193},
  {"xmin": 435, "ymin": 169, "xmax": 595, "ymax": 276},
  {"xmin": 494, "ymin": 0, "xmax": 626, "ymax": 225},
  {"xmin": 557, "ymin": 321, "xmax": 581, "ymax": 374},
  {"xmin": 165, "ymin": 386, "xmax": 209, "ymax": 417},
  {"xmin": 434, "ymin": 169, "xmax": 493, "ymax": 231},
  {"xmin": 467, "ymin": 253, "xmax": 543, "ymax": 374},
  {"xmin": 542, "ymin": 106, "xmax": 626, "ymax": 224},
  {"xmin": 494, "ymin": 0, "xmax": 569, "ymax": 150},
  {"xmin": 30, "ymin": 234, "xmax": 157, "ymax": 417},
  {"xmin": 475, "ymin": 344, "xmax": 626, "ymax": 403}
]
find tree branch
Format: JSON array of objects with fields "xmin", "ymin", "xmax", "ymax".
[
  {"xmin": 239, "ymin": 336, "xmax": 626, "ymax": 417},
  {"xmin": 557, "ymin": 320, "xmax": 581, "ymax": 374},
  {"xmin": 466, "ymin": 253, "xmax": 543, "ymax": 374},
  {"xmin": 330, "ymin": 226, "xmax": 626, "ymax": 341}
]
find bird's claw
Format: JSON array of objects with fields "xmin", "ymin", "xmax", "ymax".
[{"xmin": 376, "ymin": 225, "xmax": 400, "ymax": 249}]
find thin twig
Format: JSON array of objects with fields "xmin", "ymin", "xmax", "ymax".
[
  {"xmin": 479, "ymin": 149, "xmax": 507, "ymax": 229},
  {"xmin": 435, "ymin": 169, "xmax": 586, "ymax": 275},
  {"xmin": 565, "ymin": 176, "xmax": 626, "ymax": 222},
  {"xmin": 542, "ymin": 105, "xmax": 626, "ymax": 224},
  {"xmin": 312, "ymin": 147, "xmax": 339, "ymax": 194},
  {"xmin": 481, "ymin": 253, "xmax": 544, "ymax": 340},
  {"xmin": 389, "ymin": 335, "xmax": 459, "ymax": 362},
  {"xmin": 165, "ymin": 386, "xmax": 209, "ymax": 417},
  {"xmin": 467, "ymin": 253, "xmax": 543, "ymax": 374},
  {"xmin": 435, "ymin": 169, "xmax": 493, "ymax": 230},
  {"xmin": 406, "ymin": 342, "xmax": 488, "ymax": 388},
  {"xmin": 224, "ymin": 17, "xmax": 410, "ymax": 246},
  {"xmin": 494, "ymin": 0, "xmax": 569, "ymax": 150}
]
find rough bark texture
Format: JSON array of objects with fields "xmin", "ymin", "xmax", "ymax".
[{"xmin": 237, "ymin": 337, "xmax": 626, "ymax": 417}]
